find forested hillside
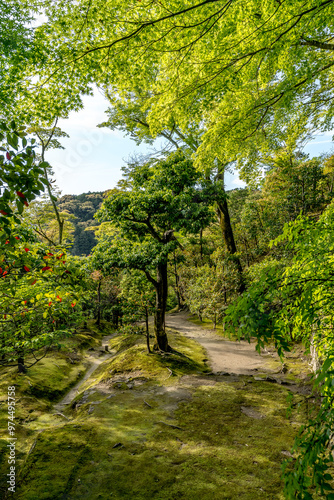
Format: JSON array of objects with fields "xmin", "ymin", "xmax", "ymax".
[
  {"xmin": 57, "ymin": 192, "xmax": 104, "ymax": 256},
  {"xmin": 3, "ymin": 1, "xmax": 334, "ymax": 499}
]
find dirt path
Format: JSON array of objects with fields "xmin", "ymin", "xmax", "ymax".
[
  {"xmin": 166, "ymin": 311, "xmax": 276, "ymax": 375},
  {"xmin": 53, "ymin": 332, "xmax": 116, "ymax": 412}
]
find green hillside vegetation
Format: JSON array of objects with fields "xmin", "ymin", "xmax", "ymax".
[{"xmin": 57, "ymin": 192, "xmax": 104, "ymax": 256}]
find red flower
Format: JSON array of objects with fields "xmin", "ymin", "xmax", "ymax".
[
  {"xmin": 5, "ymin": 240, "xmax": 9, "ymax": 244},
  {"xmin": 2, "ymin": 271, "xmax": 7, "ymax": 276},
  {"xmin": 23, "ymin": 300, "xmax": 27, "ymax": 305},
  {"xmin": 71, "ymin": 302, "xmax": 76, "ymax": 307},
  {"xmin": 24, "ymin": 248, "xmax": 29, "ymax": 252},
  {"xmin": 24, "ymin": 201, "xmax": 29, "ymax": 207},
  {"xmin": 16, "ymin": 191, "xmax": 25, "ymax": 198},
  {"xmin": 6, "ymin": 152, "xmax": 11, "ymax": 161},
  {"xmin": 48, "ymin": 253, "xmax": 53, "ymax": 256},
  {"xmin": 24, "ymin": 265, "xmax": 30, "ymax": 272},
  {"xmin": 48, "ymin": 302, "xmax": 52, "ymax": 306},
  {"xmin": 0, "ymin": 210, "xmax": 8, "ymax": 216},
  {"xmin": 15, "ymin": 236, "xmax": 19, "ymax": 240},
  {"xmin": 56, "ymin": 295, "xmax": 62, "ymax": 302},
  {"xmin": 31, "ymin": 280, "xmax": 37, "ymax": 285},
  {"xmin": 42, "ymin": 266, "xmax": 51, "ymax": 271}
]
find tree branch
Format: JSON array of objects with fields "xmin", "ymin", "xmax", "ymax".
[
  {"xmin": 300, "ymin": 38, "xmax": 334, "ymax": 50},
  {"xmin": 144, "ymin": 270, "xmax": 158, "ymax": 288}
]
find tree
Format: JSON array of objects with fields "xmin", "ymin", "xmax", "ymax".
[
  {"xmin": 22, "ymin": 195, "xmax": 75, "ymax": 247},
  {"xmin": 0, "ymin": 121, "xmax": 48, "ymax": 240},
  {"xmin": 99, "ymin": 89, "xmax": 244, "ymax": 288},
  {"xmin": 0, "ymin": 232, "xmax": 85, "ymax": 372},
  {"xmin": 36, "ymin": 0, "xmax": 334, "ymax": 171},
  {"xmin": 93, "ymin": 151, "xmax": 213, "ymax": 351},
  {"xmin": 28, "ymin": 120, "xmax": 71, "ymax": 245},
  {"xmin": 0, "ymin": 1, "xmax": 36, "ymax": 119},
  {"xmin": 226, "ymin": 201, "xmax": 334, "ymax": 497},
  {"xmin": 120, "ymin": 270, "xmax": 156, "ymax": 353}
]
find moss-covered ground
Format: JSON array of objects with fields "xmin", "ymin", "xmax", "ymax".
[{"xmin": 0, "ymin": 320, "xmax": 319, "ymax": 499}]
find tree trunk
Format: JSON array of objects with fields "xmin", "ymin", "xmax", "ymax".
[
  {"xmin": 96, "ymin": 279, "xmax": 101, "ymax": 327},
  {"xmin": 217, "ymin": 197, "xmax": 245, "ymax": 293},
  {"xmin": 18, "ymin": 356, "xmax": 27, "ymax": 374},
  {"xmin": 215, "ymin": 163, "xmax": 245, "ymax": 293},
  {"xmin": 173, "ymin": 251, "xmax": 182, "ymax": 309},
  {"xmin": 154, "ymin": 262, "xmax": 169, "ymax": 351},
  {"xmin": 145, "ymin": 306, "xmax": 151, "ymax": 353}
]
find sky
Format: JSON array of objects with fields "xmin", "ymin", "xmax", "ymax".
[{"xmin": 46, "ymin": 91, "xmax": 334, "ymax": 196}]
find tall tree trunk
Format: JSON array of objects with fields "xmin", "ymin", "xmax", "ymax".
[
  {"xmin": 96, "ymin": 279, "xmax": 101, "ymax": 327},
  {"xmin": 145, "ymin": 306, "xmax": 151, "ymax": 353},
  {"xmin": 217, "ymin": 196, "xmax": 245, "ymax": 292},
  {"xmin": 216, "ymin": 163, "xmax": 245, "ymax": 293},
  {"xmin": 173, "ymin": 251, "xmax": 182, "ymax": 309},
  {"xmin": 154, "ymin": 262, "xmax": 169, "ymax": 351}
]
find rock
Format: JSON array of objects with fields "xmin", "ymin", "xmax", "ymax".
[
  {"xmin": 241, "ymin": 406, "xmax": 264, "ymax": 419},
  {"xmin": 281, "ymin": 450, "xmax": 294, "ymax": 458},
  {"xmin": 112, "ymin": 443, "xmax": 124, "ymax": 449}
]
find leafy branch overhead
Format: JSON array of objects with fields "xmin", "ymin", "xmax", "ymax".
[
  {"xmin": 0, "ymin": 122, "xmax": 49, "ymax": 240},
  {"xmin": 32, "ymin": 0, "xmax": 334, "ymax": 170}
]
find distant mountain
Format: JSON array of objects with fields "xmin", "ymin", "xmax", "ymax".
[{"xmin": 57, "ymin": 191, "xmax": 104, "ymax": 256}]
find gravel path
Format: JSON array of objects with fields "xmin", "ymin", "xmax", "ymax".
[{"xmin": 166, "ymin": 311, "xmax": 274, "ymax": 375}]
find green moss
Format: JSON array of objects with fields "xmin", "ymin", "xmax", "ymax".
[
  {"xmin": 0, "ymin": 322, "xmax": 315, "ymax": 500},
  {"xmin": 14, "ymin": 376, "xmax": 308, "ymax": 500},
  {"xmin": 97, "ymin": 329, "xmax": 209, "ymax": 386}
]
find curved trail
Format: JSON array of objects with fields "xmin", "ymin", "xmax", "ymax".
[
  {"xmin": 53, "ymin": 332, "xmax": 116, "ymax": 412},
  {"xmin": 166, "ymin": 311, "xmax": 274, "ymax": 375},
  {"xmin": 54, "ymin": 313, "xmax": 274, "ymax": 413}
]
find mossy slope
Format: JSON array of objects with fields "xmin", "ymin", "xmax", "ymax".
[{"xmin": 3, "ymin": 327, "xmax": 313, "ymax": 500}]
